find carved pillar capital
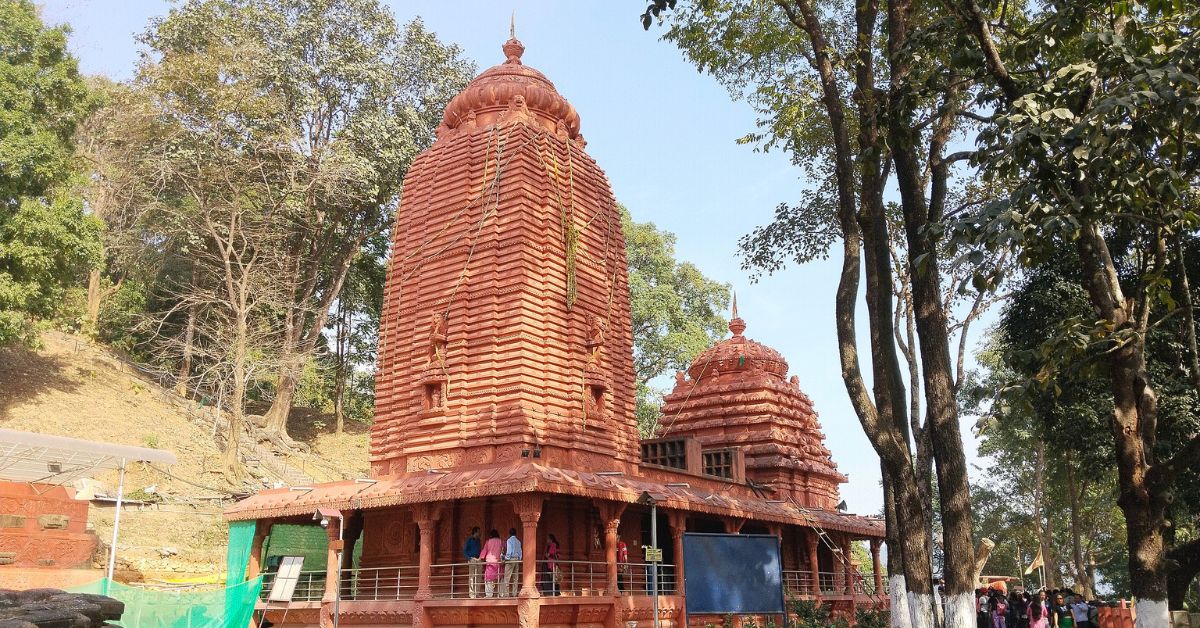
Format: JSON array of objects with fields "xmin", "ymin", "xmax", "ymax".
[{"xmin": 511, "ymin": 494, "xmax": 544, "ymax": 524}]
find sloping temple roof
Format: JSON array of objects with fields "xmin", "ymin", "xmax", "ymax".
[{"xmin": 224, "ymin": 463, "xmax": 884, "ymax": 537}]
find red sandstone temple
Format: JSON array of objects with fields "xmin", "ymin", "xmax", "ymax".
[{"xmin": 225, "ymin": 36, "xmax": 885, "ymax": 628}]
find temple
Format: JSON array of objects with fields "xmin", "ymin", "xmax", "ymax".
[{"xmin": 225, "ymin": 35, "xmax": 886, "ymax": 628}]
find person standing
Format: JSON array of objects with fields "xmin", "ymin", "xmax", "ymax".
[
  {"xmin": 481, "ymin": 529, "xmax": 504, "ymax": 598},
  {"xmin": 992, "ymin": 591, "xmax": 1009, "ymax": 628},
  {"xmin": 463, "ymin": 527, "xmax": 482, "ymax": 599},
  {"xmin": 502, "ymin": 528, "xmax": 522, "ymax": 597},
  {"xmin": 617, "ymin": 538, "xmax": 630, "ymax": 593},
  {"xmin": 1052, "ymin": 592, "xmax": 1074, "ymax": 628},
  {"xmin": 979, "ymin": 589, "xmax": 992, "ymax": 628},
  {"xmin": 545, "ymin": 533, "xmax": 561, "ymax": 596},
  {"xmin": 1029, "ymin": 597, "xmax": 1049, "ymax": 628},
  {"xmin": 1070, "ymin": 596, "xmax": 1091, "ymax": 628}
]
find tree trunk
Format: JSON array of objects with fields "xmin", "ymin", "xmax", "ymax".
[
  {"xmin": 1065, "ymin": 462, "xmax": 1094, "ymax": 598},
  {"xmin": 224, "ymin": 315, "xmax": 248, "ymax": 479},
  {"xmin": 333, "ymin": 295, "xmax": 348, "ymax": 435},
  {"xmin": 86, "ymin": 268, "xmax": 103, "ymax": 327},
  {"xmin": 175, "ymin": 302, "xmax": 196, "ymax": 397},
  {"xmin": 1167, "ymin": 539, "xmax": 1200, "ymax": 611},
  {"xmin": 884, "ymin": 465, "xmax": 914, "ymax": 628},
  {"xmin": 1033, "ymin": 441, "xmax": 1060, "ymax": 589},
  {"xmin": 261, "ymin": 239, "xmax": 361, "ymax": 439}
]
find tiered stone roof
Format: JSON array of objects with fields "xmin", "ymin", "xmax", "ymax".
[
  {"xmin": 660, "ymin": 302, "xmax": 847, "ymax": 509},
  {"xmin": 371, "ymin": 37, "xmax": 638, "ymax": 476}
]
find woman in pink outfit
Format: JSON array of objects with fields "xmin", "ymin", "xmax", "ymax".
[
  {"xmin": 1029, "ymin": 596, "xmax": 1049, "ymax": 628},
  {"xmin": 481, "ymin": 529, "xmax": 504, "ymax": 597}
]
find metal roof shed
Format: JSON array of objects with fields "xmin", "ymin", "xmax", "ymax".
[{"xmin": 0, "ymin": 428, "xmax": 178, "ymax": 581}]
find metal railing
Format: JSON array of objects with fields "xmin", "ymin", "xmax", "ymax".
[
  {"xmin": 783, "ymin": 570, "xmax": 881, "ymax": 598},
  {"xmin": 258, "ymin": 560, "xmax": 686, "ymax": 604},
  {"xmin": 259, "ymin": 570, "xmax": 326, "ymax": 602},
  {"xmin": 341, "ymin": 565, "xmax": 420, "ymax": 600},
  {"xmin": 617, "ymin": 563, "xmax": 677, "ymax": 596}
]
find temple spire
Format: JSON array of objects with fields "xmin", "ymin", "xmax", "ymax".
[{"xmin": 510, "ymin": 10, "xmax": 515, "ymax": 39}]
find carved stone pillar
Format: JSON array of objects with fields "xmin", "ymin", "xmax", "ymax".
[
  {"xmin": 870, "ymin": 539, "xmax": 883, "ymax": 595},
  {"xmin": 667, "ymin": 511, "xmax": 687, "ymax": 595},
  {"xmin": 511, "ymin": 494, "xmax": 544, "ymax": 598},
  {"xmin": 806, "ymin": 529, "xmax": 820, "ymax": 601},
  {"xmin": 412, "ymin": 503, "xmax": 442, "ymax": 600},
  {"xmin": 247, "ymin": 520, "xmax": 272, "ymax": 580},
  {"xmin": 595, "ymin": 500, "xmax": 626, "ymax": 596}
]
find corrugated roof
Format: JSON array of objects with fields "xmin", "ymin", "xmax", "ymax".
[{"xmin": 0, "ymin": 428, "xmax": 177, "ymax": 484}]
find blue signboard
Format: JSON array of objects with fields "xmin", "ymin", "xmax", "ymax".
[{"xmin": 682, "ymin": 533, "xmax": 785, "ymax": 615}]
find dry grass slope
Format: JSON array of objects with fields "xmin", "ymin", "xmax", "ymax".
[{"xmin": 0, "ymin": 330, "xmax": 370, "ymax": 579}]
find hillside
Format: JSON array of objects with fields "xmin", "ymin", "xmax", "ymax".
[{"xmin": 0, "ymin": 330, "xmax": 370, "ymax": 580}]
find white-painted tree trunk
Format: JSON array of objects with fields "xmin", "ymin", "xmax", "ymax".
[
  {"xmin": 1133, "ymin": 599, "xmax": 1168, "ymax": 628},
  {"xmin": 908, "ymin": 592, "xmax": 935, "ymax": 628},
  {"xmin": 942, "ymin": 592, "xmax": 976, "ymax": 628},
  {"xmin": 891, "ymin": 575, "xmax": 912, "ymax": 628}
]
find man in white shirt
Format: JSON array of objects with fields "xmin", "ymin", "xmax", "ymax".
[{"xmin": 502, "ymin": 528, "xmax": 522, "ymax": 597}]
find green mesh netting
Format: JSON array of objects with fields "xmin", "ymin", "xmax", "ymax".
[
  {"xmin": 69, "ymin": 577, "xmax": 263, "ymax": 628},
  {"xmin": 226, "ymin": 521, "xmax": 256, "ymax": 586}
]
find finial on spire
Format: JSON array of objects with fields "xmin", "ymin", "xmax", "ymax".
[
  {"xmin": 729, "ymin": 292, "xmax": 746, "ymax": 336},
  {"xmin": 502, "ymin": 13, "xmax": 524, "ymax": 65}
]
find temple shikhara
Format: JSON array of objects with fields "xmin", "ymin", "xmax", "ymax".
[{"xmin": 225, "ymin": 35, "xmax": 885, "ymax": 628}]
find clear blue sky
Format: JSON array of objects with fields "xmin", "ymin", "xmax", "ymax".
[{"xmin": 39, "ymin": 0, "xmax": 990, "ymax": 517}]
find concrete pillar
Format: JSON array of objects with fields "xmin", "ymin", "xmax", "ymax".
[
  {"xmin": 511, "ymin": 494, "xmax": 543, "ymax": 597},
  {"xmin": 247, "ymin": 520, "xmax": 272, "ymax": 580},
  {"xmin": 667, "ymin": 511, "xmax": 687, "ymax": 595},
  {"xmin": 870, "ymin": 539, "xmax": 883, "ymax": 595}
]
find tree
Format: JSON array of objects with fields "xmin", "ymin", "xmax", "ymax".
[
  {"xmin": 0, "ymin": 0, "xmax": 100, "ymax": 345},
  {"xmin": 647, "ymin": 2, "xmax": 990, "ymax": 624},
  {"xmin": 136, "ymin": 0, "xmax": 475, "ymax": 443},
  {"xmin": 946, "ymin": 2, "xmax": 1200, "ymax": 621},
  {"xmin": 622, "ymin": 206, "xmax": 731, "ymax": 436}
]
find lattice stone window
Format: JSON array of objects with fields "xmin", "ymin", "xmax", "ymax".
[
  {"xmin": 702, "ymin": 448, "xmax": 736, "ymax": 479},
  {"xmin": 641, "ymin": 438, "xmax": 687, "ymax": 470}
]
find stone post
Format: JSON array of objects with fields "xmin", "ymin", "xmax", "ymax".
[
  {"xmin": 806, "ymin": 530, "xmax": 820, "ymax": 601},
  {"xmin": 843, "ymin": 538, "xmax": 854, "ymax": 595},
  {"xmin": 413, "ymin": 504, "xmax": 442, "ymax": 600},
  {"xmin": 667, "ymin": 511, "xmax": 687, "ymax": 596},
  {"xmin": 511, "ymin": 495, "xmax": 544, "ymax": 597},
  {"xmin": 595, "ymin": 500, "xmax": 626, "ymax": 596},
  {"xmin": 870, "ymin": 539, "xmax": 883, "ymax": 595},
  {"xmin": 341, "ymin": 512, "xmax": 363, "ymax": 598},
  {"xmin": 323, "ymin": 522, "xmax": 342, "ymax": 604},
  {"xmin": 247, "ymin": 520, "xmax": 272, "ymax": 580}
]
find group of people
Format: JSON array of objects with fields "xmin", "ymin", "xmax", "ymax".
[
  {"xmin": 977, "ymin": 588, "xmax": 1101, "ymax": 628},
  {"xmin": 461, "ymin": 527, "xmax": 562, "ymax": 598}
]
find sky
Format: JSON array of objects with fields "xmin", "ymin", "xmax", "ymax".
[{"xmin": 37, "ymin": 0, "xmax": 994, "ymax": 517}]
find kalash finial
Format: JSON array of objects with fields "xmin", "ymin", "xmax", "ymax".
[
  {"xmin": 729, "ymin": 292, "xmax": 747, "ymax": 336},
  {"xmin": 503, "ymin": 11, "xmax": 524, "ymax": 65}
]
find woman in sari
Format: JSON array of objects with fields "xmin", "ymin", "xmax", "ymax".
[{"xmin": 481, "ymin": 529, "xmax": 504, "ymax": 597}]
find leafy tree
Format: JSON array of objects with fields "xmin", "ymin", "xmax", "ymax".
[
  {"xmin": 622, "ymin": 205, "xmax": 730, "ymax": 435},
  {"xmin": 946, "ymin": 0, "xmax": 1200, "ymax": 617},
  {"xmin": 136, "ymin": 0, "xmax": 475, "ymax": 442},
  {"xmin": 0, "ymin": 0, "xmax": 99, "ymax": 345},
  {"xmin": 644, "ymin": 2, "xmax": 995, "ymax": 622}
]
